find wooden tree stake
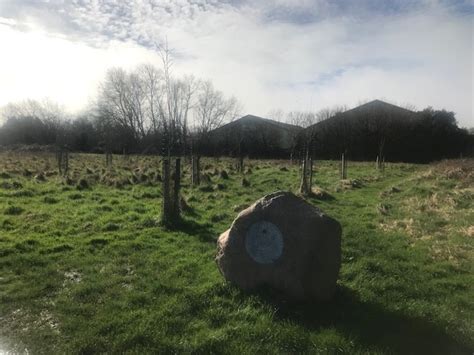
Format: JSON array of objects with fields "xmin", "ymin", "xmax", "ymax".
[
  {"xmin": 161, "ymin": 159, "xmax": 172, "ymax": 225},
  {"xmin": 172, "ymin": 158, "xmax": 181, "ymax": 220},
  {"xmin": 341, "ymin": 153, "xmax": 347, "ymax": 179},
  {"xmin": 192, "ymin": 155, "xmax": 201, "ymax": 186}
]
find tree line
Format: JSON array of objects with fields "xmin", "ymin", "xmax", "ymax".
[
  {"xmin": 0, "ymin": 66, "xmax": 472, "ymax": 162},
  {"xmin": 262, "ymin": 102, "xmax": 472, "ymax": 163},
  {"xmin": 0, "ymin": 47, "xmax": 241, "ymax": 156},
  {"xmin": 296, "ymin": 102, "xmax": 473, "ymax": 163}
]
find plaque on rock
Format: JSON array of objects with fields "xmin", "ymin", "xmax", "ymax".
[
  {"xmin": 216, "ymin": 191, "xmax": 342, "ymax": 301},
  {"xmin": 245, "ymin": 221, "xmax": 283, "ymax": 264}
]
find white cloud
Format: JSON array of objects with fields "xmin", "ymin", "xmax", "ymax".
[
  {"xmin": 0, "ymin": 23, "xmax": 159, "ymax": 113},
  {"xmin": 0, "ymin": 0, "xmax": 472, "ymax": 126}
]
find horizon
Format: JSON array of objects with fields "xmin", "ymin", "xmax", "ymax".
[{"xmin": 0, "ymin": 0, "xmax": 472, "ymax": 127}]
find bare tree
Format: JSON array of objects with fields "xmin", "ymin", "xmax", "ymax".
[
  {"xmin": 267, "ymin": 108, "xmax": 285, "ymax": 122},
  {"xmin": 97, "ymin": 68, "xmax": 148, "ymax": 143},
  {"xmin": 193, "ymin": 80, "xmax": 241, "ymax": 154},
  {"xmin": 98, "ymin": 60, "xmax": 197, "ymax": 155},
  {"xmin": 94, "ymin": 40, "xmax": 240, "ymax": 156},
  {"xmin": 153, "ymin": 42, "xmax": 201, "ymax": 156},
  {"xmin": 1, "ymin": 99, "xmax": 64, "ymax": 126},
  {"xmin": 138, "ymin": 63, "xmax": 164, "ymax": 134},
  {"xmin": 173, "ymin": 75, "xmax": 198, "ymax": 156},
  {"xmin": 0, "ymin": 99, "xmax": 65, "ymax": 143},
  {"xmin": 194, "ymin": 80, "xmax": 240, "ymax": 135}
]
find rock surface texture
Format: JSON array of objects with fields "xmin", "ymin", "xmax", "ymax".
[{"xmin": 216, "ymin": 191, "xmax": 342, "ymax": 301}]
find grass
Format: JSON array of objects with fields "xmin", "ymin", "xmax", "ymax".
[{"xmin": 0, "ymin": 152, "xmax": 472, "ymax": 354}]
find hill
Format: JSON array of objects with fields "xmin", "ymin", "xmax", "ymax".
[
  {"xmin": 303, "ymin": 100, "xmax": 470, "ymax": 162},
  {"xmin": 204, "ymin": 114, "xmax": 303, "ymax": 157},
  {"xmin": 314, "ymin": 100, "xmax": 415, "ymax": 125},
  {"xmin": 306, "ymin": 99, "xmax": 417, "ymax": 134}
]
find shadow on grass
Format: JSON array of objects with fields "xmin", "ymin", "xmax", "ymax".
[
  {"xmin": 167, "ymin": 217, "xmax": 217, "ymax": 243},
  {"xmin": 250, "ymin": 285, "xmax": 471, "ymax": 354}
]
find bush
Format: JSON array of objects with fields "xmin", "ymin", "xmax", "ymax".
[
  {"xmin": 76, "ymin": 178, "xmax": 89, "ymax": 190},
  {"xmin": 4, "ymin": 205, "xmax": 24, "ymax": 215}
]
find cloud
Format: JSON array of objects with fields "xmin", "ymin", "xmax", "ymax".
[
  {"xmin": 0, "ymin": 22, "xmax": 158, "ymax": 112},
  {"xmin": 0, "ymin": 0, "xmax": 472, "ymax": 126}
]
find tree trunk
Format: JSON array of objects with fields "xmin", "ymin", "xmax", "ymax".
[
  {"xmin": 238, "ymin": 140, "xmax": 244, "ymax": 173},
  {"xmin": 57, "ymin": 149, "xmax": 63, "ymax": 176},
  {"xmin": 300, "ymin": 154, "xmax": 308, "ymax": 195},
  {"xmin": 192, "ymin": 155, "xmax": 201, "ymax": 186},
  {"xmin": 345, "ymin": 154, "xmax": 348, "ymax": 179},
  {"xmin": 341, "ymin": 153, "xmax": 347, "ymax": 179},
  {"xmin": 105, "ymin": 152, "xmax": 112, "ymax": 168},
  {"xmin": 64, "ymin": 151, "xmax": 69, "ymax": 176},
  {"xmin": 192, "ymin": 156, "xmax": 196, "ymax": 185},
  {"xmin": 172, "ymin": 158, "xmax": 181, "ymax": 221},
  {"xmin": 196, "ymin": 156, "xmax": 200, "ymax": 185},
  {"xmin": 161, "ymin": 158, "xmax": 172, "ymax": 225}
]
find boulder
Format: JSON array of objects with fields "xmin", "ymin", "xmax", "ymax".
[{"xmin": 216, "ymin": 191, "xmax": 341, "ymax": 301}]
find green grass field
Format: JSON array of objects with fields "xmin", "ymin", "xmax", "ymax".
[{"xmin": 0, "ymin": 152, "xmax": 472, "ymax": 354}]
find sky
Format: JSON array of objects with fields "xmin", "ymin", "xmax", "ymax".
[{"xmin": 0, "ymin": 0, "xmax": 472, "ymax": 127}]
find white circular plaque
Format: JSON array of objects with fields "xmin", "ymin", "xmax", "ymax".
[{"xmin": 245, "ymin": 221, "xmax": 283, "ymax": 264}]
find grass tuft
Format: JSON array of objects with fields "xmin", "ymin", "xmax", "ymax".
[{"xmin": 4, "ymin": 205, "xmax": 24, "ymax": 215}]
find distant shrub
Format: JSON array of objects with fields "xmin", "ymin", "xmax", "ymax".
[
  {"xmin": 180, "ymin": 196, "xmax": 192, "ymax": 212},
  {"xmin": 140, "ymin": 191, "xmax": 160, "ymax": 199},
  {"xmin": 142, "ymin": 217, "xmax": 159, "ymax": 228},
  {"xmin": 44, "ymin": 244, "xmax": 73, "ymax": 254},
  {"xmin": 43, "ymin": 196, "xmax": 59, "ymax": 204},
  {"xmin": 199, "ymin": 185, "xmax": 213, "ymax": 192},
  {"xmin": 76, "ymin": 178, "xmax": 89, "ymax": 190},
  {"xmin": 10, "ymin": 189, "xmax": 34, "ymax": 197},
  {"xmin": 15, "ymin": 239, "xmax": 39, "ymax": 252},
  {"xmin": 201, "ymin": 174, "xmax": 212, "ymax": 184},
  {"xmin": 22, "ymin": 169, "xmax": 32, "ymax": 177},
  {"xmin": 219, "ymin": 170, "xmax": 229, "ymax": 179},
  {"xmin": 0, "ymin": 248, "xmax": 14, "ymax": 257},
  {"xmin": 1, "ymin": 219, "xmax": 14, "ymax": 230},
  {"xmin": 89, "ymin": 238, "xmax": 109, "ymax": 246},
  {"xmin": 12, "ymin": 181, "xmax": 23, "ymax": 189},
  {"xmin": 103, "ymin": 222, "xmax": 120, "ymax": 232},
  {"xmin": 97, "ymin": 205, "xmax": 113, "ymax": 212},
  {"xmin": 34, "ymin": 173, "xmax": 46, "ymax": 182},
  {"xmin": 210, "ymin": 213, "xmax": 228, "ymax": 223},
  {"xmin": 82, "ymin": 222, "xmax": 93, "ymax": 230},
  {"xmin": 4, "ymin": 206, "xmax": 24, "ymax": 215},
  {"xmin": 0, "ymin": 182, "xmax": 13, "ymax": 189},
  {"xmin": 62, "ymin": 176, "xmax": 74, "ymax": 186}
]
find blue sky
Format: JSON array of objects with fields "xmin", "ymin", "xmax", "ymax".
[{"xmin": 0, "ymin": 0, "xmax": 472, "ymax": 126}]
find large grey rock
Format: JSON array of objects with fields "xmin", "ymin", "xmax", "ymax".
[{"xmin": 216, "ymin": 191, "xmax": 342, "ymax": 301}]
